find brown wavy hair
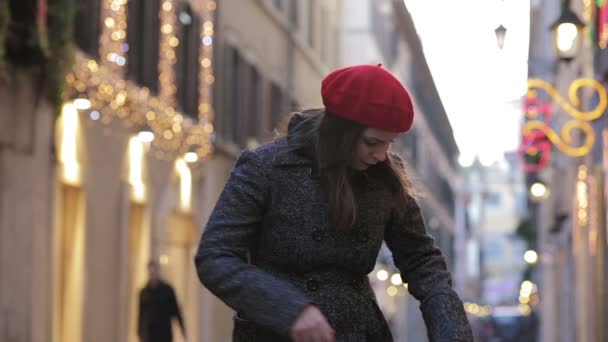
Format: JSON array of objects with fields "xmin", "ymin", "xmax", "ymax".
[{"xmin": 284, "ymin": 108, "xmax": 417, "ymax": 230}]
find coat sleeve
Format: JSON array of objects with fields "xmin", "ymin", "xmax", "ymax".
[
  {"xmin": 194, "ymin": 149, "xmax": 312, "ymax": 337},
  {"xmin": 384, "ymin": 195, "xmax": 473, "ymax": 342}
]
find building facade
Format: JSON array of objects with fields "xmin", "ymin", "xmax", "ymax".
[
  {"xmin": 0, "ymin": 0, "xmax": 342, "ymax": 341},
  {"xmin": 527, "ymin": 0, "xmax": 608, "ymax": 341}
]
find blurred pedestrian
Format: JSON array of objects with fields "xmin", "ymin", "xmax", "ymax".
[
  {"xmin": 138, "ymin": 261, "xmax": 186, "ymax": 342},
  {"xmin": 195, "ymin": 64, "xmax": 473, "ymax": 341}
]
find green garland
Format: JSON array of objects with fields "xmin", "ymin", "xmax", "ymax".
[
  {"xmin": 0, "ymin": 0, "xmax": 75, "ymax": 116},
  {"xmin": 0, "ymin": 0, "xmax": 9, "ymax": 70},
  {"xmin": 46, "ymin": 0, "xmax": 76, "ymax": 116}
]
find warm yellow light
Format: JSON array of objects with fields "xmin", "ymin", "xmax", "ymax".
[
  {"xmin": 577, "ymin": 165, "xmax": 589, "ymax": 226},
  {"xmin": 175, "ymin": 158, "xmax": 192, "ymax": 213},
  {"xmin": 520, "ymin": 281, "xmax": 532, "ymax": 294},
  {"xmin": 87, "ymin": 59, "xmax": 99, "ymax": 72},
  {"xmin": 60, "ymin": 103, "xmax": 81, "ymax": 185},
  {"xmin": 169, "ymin": 37, "xmax": 179, "ymax": 47},
  {"xmin": 128, "ymin": 136, "xmax": 146, "ymax": 203},
  {"xmin": 390, "ymin": 273, "xmax": 403, "ymax": 286},
  {"xmin": 204, "ymin": 123, "xmax": 214, "ymax": 133},
  {"xmin": 556, "ymin": 23, "xmax": 578, "ymax": 53},
  {"xmin": 521, "ymin": 280, "xmax": 534, "ymax": 292},
  {"xmin": 159, "ymin": 254, "xmax": 169, "ymax": 265},
  {"xmin": 523, "ymin": 250, "xmax": 538, "ymax": 264},
  {"xmin": 577, "ymin": 181, "xmax": 589, "ymax": 208},
  {"xmin": 518, "ymin": 304, "xmax": 531, "ymax": 316},
  {"xmin": 73, "ymin": 98, "xmax": 91, "ymax": 110},
  {"xmin": 376, "ymin": 269, "xmax": 389, "ymax": 281},
  {"xmin": 386, "ymin": 286, "xmax": 398, "ymax": 297},
  {"xmin": 115, "ymin": 91, "xmax": 127, "ymax": 106},
  {"xmin": 145, "ymin": 111, "xmax": 156, "ymax": 121},
  {"xmin": 104, "ymin": 17, "xmax": 115, "ymax": 28},
  {"xmin": 162, "ymin": 1, "xmax": 172, "ymax": 11},
  {"xmin": 469, "ymin": 304, "xmax": 480, "ymax": 315},
  {"xmin": 530, "ymin": 182, "xmax": 548, "ymax": 198},
  {"xmin": 161, "ymin": 24, "xmax": 173, "ymax": 34},
  {"xmin": 138, "ymin": 131, "xmax": 154, "ymax": 143},
  {"xmin": 184, "ymin": 152, "xmax": 198, "ymax": 163}
]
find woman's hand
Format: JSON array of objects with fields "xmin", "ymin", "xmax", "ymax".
[{"xmin": 290, "ymin": 305, "xmax": 335, "ymax": 342}]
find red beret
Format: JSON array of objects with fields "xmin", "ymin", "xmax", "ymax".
[{"xmin": 321, "ymin": 64, "xmax": 414, "ymax": 133}]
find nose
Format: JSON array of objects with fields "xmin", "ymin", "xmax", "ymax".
[{"xmin": 373, "ymin": 145, "xmax": 389, "ymax": 162}]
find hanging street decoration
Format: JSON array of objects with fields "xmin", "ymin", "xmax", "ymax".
[
  {"xmin": 519, "ymin": 94, "xmax": 553, "ymax": 172},
  {"xmin": 523, "ymin": 78, "xmax": 607, "ymax": 157}
]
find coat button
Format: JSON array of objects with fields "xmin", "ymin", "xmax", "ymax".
[
  {"xmin": 311, "ymin": 229, "xmax": 323, "ymax": 242},
  {"xmin": 306, "ymin": 278, "xmax": 320, "ymax": 292}
]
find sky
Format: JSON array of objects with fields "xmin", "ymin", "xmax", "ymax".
[{"xmin": 403, "ymin": 0, "xmax": 531, "ymax": 166}]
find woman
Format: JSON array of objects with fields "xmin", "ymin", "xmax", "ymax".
[{"xmin": 194, "ymin": 64, "xmax": 473, "ymax": 342}]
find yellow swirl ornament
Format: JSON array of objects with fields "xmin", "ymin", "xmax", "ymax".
[
  {"xmin": 526, "ymin": 78, "xmax": 607, "ymax": 157},
  {"xmin": 527, "ymin": 78, "xmax": 607, "ymax": 121},
  {"xmin": 523, "ymin": 120, "xmax": 595, "ymax": 157}
]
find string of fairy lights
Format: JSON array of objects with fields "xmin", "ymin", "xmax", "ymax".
[
  {"xmin": 159, "ymin": 0, "xmax": 178, "ymax": 106},
  {"xmin": 64, "ymin": 0, "xmax": 216, "ymax": 163},
  {"xmin": 196, "ymin": 0, "xmax": 216, "ymax": 124},
  {"xmin": 99, "ymin": 0, "xmax": 128, "ymax": 71}
]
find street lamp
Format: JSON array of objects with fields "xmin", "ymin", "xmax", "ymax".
[
  {"xmin": 524, "ymin": 250, "xmax": 539, "ymax": 264},
  {"xmin": 530, "ymin": 181, "xmax": 549, "ymax": 199},
  {"xmin": 495, "ymin": 24, "xmax": 507, "ymax": 49},
  {"xmin": 550, "ymin": 0, "xmax": 585, "ymax": 62}
]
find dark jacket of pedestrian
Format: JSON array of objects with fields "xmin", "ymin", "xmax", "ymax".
[
  {"xmin": 194, "ymin": 64, "xmax": 473, "ymax": 342},
  {"xmin": 138, "ymin": 279, "xmax": 186, "ymax": 342}
]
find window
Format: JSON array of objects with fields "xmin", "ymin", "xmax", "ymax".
[
  {"xmin": 74, "ymin": 0, "xmax": 101, "ymax": 57},
  {"xmin": 220, "ymin": 46, "xmax": 264, "ymax": 147},
  {"xmin": 269, "ymin": 83, "xmax": 284, "ymax": 133},
  {"xmin": 243, "ymin": 65, "xmax": 261, "ymax": 148},
  {"xmin": 175, "ymin": 4, "xmax": 201, "ymax": 118},
  {"xmin": 290, "ymin": 0, "xmax": 299, "ymax": 29},
  {"xmin": 126, "ymin": 0, "xmax": 161, "ymax": 92},
  {"xmin": 221, "ymin": 45, "xmax": 241, "ymax": 143},
  {"xmin": 307, "ymin": 0, "xmax": 316, "ymax": 47},
  {"xmin": 440, "ymin": 178, "xmax": 455, "ymax": 216}
]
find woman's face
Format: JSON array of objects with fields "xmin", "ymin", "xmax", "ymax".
[{"xmin": 352, "ymin": 127, "xmax": 399, "ymax": 170}]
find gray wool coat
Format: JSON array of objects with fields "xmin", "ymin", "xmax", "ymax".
[{"xmin": 194, "ymin": 126, "xmax": 473, "ymax": 341}]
